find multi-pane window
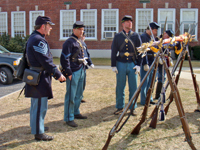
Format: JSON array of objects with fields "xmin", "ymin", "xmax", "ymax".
[
  {"xmin": 29, "ymin": 11, "xmax": 45, "ymax": 34},
  {"xmin": 0, "ymin": 12, "xmax": 7, "ymax": 36},
  {"xmin": 80, "ymin": 9, "xmax": 97, "ymax": 40},
  {"xmin": 158, "ymin": 9, "xmax": 175, "ymax": 36},
  {"xmin": 180, "ymin": 9, "xmax": 198, "ymax": 40},
  {"xmin": 11, "ymin": 11, "xmax": 26, "ymax": 37},
  {"xmin": 60, "ymin": 10, "xmax": 76, "ymax": 40},
  {"xmin": 136, "ymin": 9, "xmax": 153, "ymax": 35},
  {"xmin": 101, "ymin": 9, "xmax": 119, "ymax": 39}
]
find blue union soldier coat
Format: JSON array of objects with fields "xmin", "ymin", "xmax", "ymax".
[
  {"xmin": 111, "ymin": 30, "xmax": 142, "ymax": 67},
  {"xmin": 25, "ymin": 30, "xmax": 61, "ymax": 99},
  {"xmin": 60, "ymin": 33, "xmax": 84, "ymax": 76}
]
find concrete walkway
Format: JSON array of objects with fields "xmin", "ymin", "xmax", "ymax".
[{"xmin": 94, "ymin": 66, "xmax": 200, "ymax": 82}]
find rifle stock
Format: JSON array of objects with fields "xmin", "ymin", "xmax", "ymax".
[
  {"xmin": 149, "ymin": 105, "xmax": 159, "ymax": 129},
  {"xmin": 102, "ymin": 132, "xmax": 113, "ymax": 150}
]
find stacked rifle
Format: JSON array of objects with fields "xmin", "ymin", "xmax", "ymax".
[{"xmin": 102, "ymin": 19, "xmax": 199, "ymax": 150}]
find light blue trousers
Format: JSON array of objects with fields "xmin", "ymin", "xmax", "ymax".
[
  {"xmin": 116, "ymin": 61, "xmax": 137, "ymax": 110},
  {"xmin": 30, "ymin": 97, "xmax": 48, "ymax": 134},
  {"xmin": 64, "ymin": 67, "xmax": 85, "ymax": 122},
  {"xmin": 140, "ymin": 66, "xmax": 154, "ymax": 105}
]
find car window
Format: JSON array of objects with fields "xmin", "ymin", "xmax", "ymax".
[{"xmin": 0, "ymin": 45, "xmax": 10, "ymax": 53}]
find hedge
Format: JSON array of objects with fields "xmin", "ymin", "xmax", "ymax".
[
  {"xmin": 0, "ymin": 33, "xmax": 29, "ymax": 53},
  {"xmin": 192, "ymin": 45, "xmax": 200, "ymax": 60}
]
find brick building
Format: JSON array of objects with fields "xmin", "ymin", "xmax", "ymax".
[{"xmin": 0, "ymin": 0, "xmax": 199, "ymax": 58}]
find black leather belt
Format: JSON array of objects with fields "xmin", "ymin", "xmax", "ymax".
[
  {"xmin": 147, "ymin": 53, "xmax": 156, "ymax": 58},
  {"xmin": 119, "ymin": 52, "xmax": 134, "ymax": 57},
  {"xmin": 30, "ymin": 66, "xmax": 44, "ymax": 71}
]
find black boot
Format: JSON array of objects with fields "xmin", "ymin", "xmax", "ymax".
[{"xmin": 154, "ymin": 82, "xmax": 162, "ymax": 99}]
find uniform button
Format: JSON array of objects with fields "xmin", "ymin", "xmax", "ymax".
[
  {"xmin": 126, "ymin": 45, "xmax": 128, "ymax": 46},
  {"xmin": 126, "ymin": 48, "xmax": 128, "ymax": 50},
  {"xmin": 83, "ymin": 53, "xmax": 84, "ymax": 55},
  {"xmin": 127, "ymin": 58, "xmax": 128, "ymax": 60},
  {"xmin": 51, "ymin": 73, "xmax": 53, "ymax": 75}
]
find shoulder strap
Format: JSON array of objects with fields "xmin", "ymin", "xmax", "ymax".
[
  {"xmin": 121, "ymin": 31, "xmax": 137, "ymax": 56},
  {"xmin": 70, "ymin": 36, "xmax": 83, "ymax": 59}
]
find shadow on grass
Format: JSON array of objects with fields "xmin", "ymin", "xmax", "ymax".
[
  {"xmin": 106, "ymin": 111, "xmax": 200, "ymax": 150},
  {"xmin": 0, "ymin": 102, "xmax": 64, "ymax": 119},
  {"xmin": 0, "ymin": 104, "xmax": 123, "ymax": 148}
]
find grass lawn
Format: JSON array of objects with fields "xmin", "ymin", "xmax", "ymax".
[{"xmin": 0, "ymin": 67, "xmax": 200, "ymax": 149}]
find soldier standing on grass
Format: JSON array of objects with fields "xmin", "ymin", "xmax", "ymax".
[
  {"xmin": 111, "ymin": 15, "xmax": 141, "ymax": 116},
  {"xmin": 80, "ymin": 31, "xmax": 94, "ymax": 103},
  {"xmin": 140, "ymin": 22, "xmax": 160, "ymax": 106},
  {"xmin": 60, "ymin": 21, "xmax": 88, "ymax": 128},
  {"xmin": 25, "ymin": 16, "xmax": 66, "ymax": 141}
]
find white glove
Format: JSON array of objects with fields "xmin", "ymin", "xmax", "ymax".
[
  {"xmin": 112, "ymin": 67, "xmax": 118, "ymax": 74},
  {"xmin": 83, "ymin": 58, "xmax": 88, "ymax": 66},
  {"xmin": 151, "ymin": 40, "xmax": 161, "ymax": 46},
  {"xmin": 143, "ymin": 64, "xmax": 149, "ymax": 71},
  {"xmin": 90, "ymin": 64, "xmax": 94, "ymax": 68},
  {"xmin": 158, "ymin": 57, "xmax": 163, "ymax": 65},
  {"xmin": 133, "ymin": 65, "xmax": 140, "ymax": 75}
]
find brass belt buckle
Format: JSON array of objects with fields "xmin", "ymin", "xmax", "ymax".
[{"xmin": 124, "ymin": 52, "xmax": 130, "ymax": 57}]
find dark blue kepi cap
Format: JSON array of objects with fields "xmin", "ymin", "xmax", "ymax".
[
  {"xmin": 165, "ymin": 29, "xmax": 174, "ymax": 37},
  {"xmin": 149, "ymin": 22, "xmax": 160, "ymax": 29},
  {"xmin": 73, "ymin": 21, "xmax": 85, "ymax": 29},
  {"xmin": 35, "ymin": 16, "xmax": 55, "ymax": 26},
  {"xmin": 121, "ymin": 15, "xmax": 133, "ymax": 23}
]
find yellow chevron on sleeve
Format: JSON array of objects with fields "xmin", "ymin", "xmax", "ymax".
[{"xmin": 150, "ymin": 46, "xmax": 160, "ymax": 53}]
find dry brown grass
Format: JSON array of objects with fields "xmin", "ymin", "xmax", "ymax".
[{"xmin": 0, "ymin": 68, "xmax": 200, "ymax": 150}]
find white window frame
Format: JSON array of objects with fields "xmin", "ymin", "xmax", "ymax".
[
  {"xmin": 60, "ymin": 10, "xmax": 76, "ymax": 40},
  {"xmin": 180, "ymin": 8, "xmax": 198, "ymax": 40},
  {"xmin": 157, "ymin": 8, "xmax": 176, "ymax": 36},
  {"xmin": 29, "ymin": 10, "xmax": 45, "ymax": 34},
  {"xmin": 135, "ymin": 8, "xmax": 153, "ymax": 35},
  {"xmin": 101, "ymin": 9, "xmax": 119, "ymax": 40},
  {"xmin": 0, "ymin": 12, "xmax": 8, "ymax": 35},
  {"xmin": 80, "ymin": 9, "xmax": 97, "ymax": 40},
  {"xmin": 11, "ymin": 11, "xmax": 26, "ymax": 37}
]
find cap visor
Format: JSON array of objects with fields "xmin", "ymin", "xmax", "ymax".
[{"xmin": 49, "ymin": 22, "xmax": 55, "ymax": 25}]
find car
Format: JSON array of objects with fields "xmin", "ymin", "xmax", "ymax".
[{"xmin": 0, "ymin": 45, "xmax": 22, "ymax": 84}]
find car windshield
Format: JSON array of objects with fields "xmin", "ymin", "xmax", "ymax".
[{"xmin": 0, "ymin": 45, "xmax": 10, "ymax": 53}]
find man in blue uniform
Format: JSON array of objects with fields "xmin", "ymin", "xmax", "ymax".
[
  {"xmin": 60, "ymin": 21, "xmax": 87, "ymax": 128},
  {"xmin": 140, "ymin": 22, "xmax": 160, "ymax": 106},
  {"xmin": 80, "ymin": 32, "xmax": 94, "ymax": 103},
  {"xmin": 111, "ymin": 15, "xmax": 141, "ymax": 116},
  {"xmin": 25, "ymin": 16, "xmax": 66, "ymax": 141}
]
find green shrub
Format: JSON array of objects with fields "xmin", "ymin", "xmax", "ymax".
[
  {"xmin": 0, "ymin": 33, "xmax": 10, "ymax": 49},
  {"xmin": 0, "ymin": 34, "xmax": 30, "ymax": 53},
  {"xmin": 192, "ymin": 45, "xmax": 200, "ymax": 60}
]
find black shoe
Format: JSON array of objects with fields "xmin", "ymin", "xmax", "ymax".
[
  {"xmin": 130, "ymin": 110, "xmax": 137, "ymax": 116},
  {"xmin": 114, "ymin": 108, "xmax": 124, "ymax": 115},
  {"xmin": 150, "ymin": 101, "xmax": 156, "ymax": 105},
  {"xmin": 44, "ymin": 127, "xmax": 49, "ymax": 132},
  {"xmin": 66, "ymin": 120, "xmax": 78, "ymax": 127},
  {"xmin": 35, "ymin": 133, "xmax": 53, "ymax": 141},
  {"xmin": 74, "ymin": 114, "xmax": 87, "ymax": 119},
  {"xmin": 81, "ymin": 99, "xmax": 86, "ymax": 103}
]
